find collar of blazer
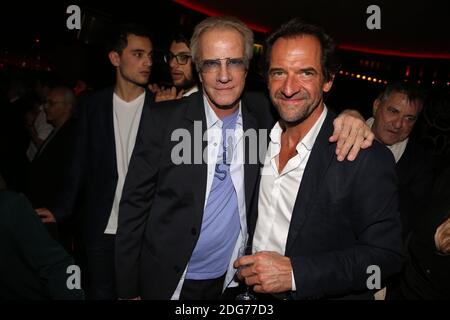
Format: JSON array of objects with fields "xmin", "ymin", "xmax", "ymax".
[{"xmin": 285, "ymin": 110, "xmax": 338, "ymax": 253}]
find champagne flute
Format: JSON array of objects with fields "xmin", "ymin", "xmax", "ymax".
[{"xmin": 235, "ymin": 245, "xmax": 258, "ymax": 300}]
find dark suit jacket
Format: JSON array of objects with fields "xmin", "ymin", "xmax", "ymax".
[
  {"xmin": 27, "ymin": 118, "xmax": 77, "ymax": 208},
  {"xmin": 396, "ymin": 141, "xmax": 434, "ymax": 239},
  {"xmin": 49, "ymin": 87, "xmax": 154, "ymax": 245},
  {"xmin": 0, "ymin": 190, "xmax": 84, "ymax": 299},
  {"xmin": 116, "ymin": 91, "xmax": 274, "ymax": 299},
  {"xmin": 249, "ymin": 110, "xmax": 404, "ymax": 300},
  {"xmin": 398, "ymin": 165, "xmax": 450, "ymax": 299}
]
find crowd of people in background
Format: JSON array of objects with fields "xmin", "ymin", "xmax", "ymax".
[{"xmin": 0, "ymin": 14, "xmax": 449, "ymax": 300}]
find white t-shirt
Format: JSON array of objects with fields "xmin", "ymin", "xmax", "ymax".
[{"xmin": 104, "ymin": 92, "xmax": 145, "ymax": 234}]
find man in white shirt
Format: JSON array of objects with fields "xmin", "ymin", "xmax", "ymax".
[
  {"xmin": 116, "ymin": 16, "xmax": 376, "ymax": 300},
  {"xmin": 236, "ymin": 18, "xmax": 403, "ymax": 300},
  {"xmin": 36, "ymin": 24, "xmax": 154, "ymax": 299}
]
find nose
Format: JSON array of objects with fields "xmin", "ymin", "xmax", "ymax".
[
  {"xmin": 143, "ymin": 54, "xmax": 152, "ymax": 67},
  {"xmin": 217, "ymin": 62, "xmax": 231, "ymax": 83},
  {"xmin": 169, "ymin": 56, "xmax": 178, "ymax": 69},
  {"xmin": 280, "ymin": 74, "xmax": 301, "ymax": 97},
  {"xmin": 392, "ymin": 116, "xmax": 403, "ymax": 129}
]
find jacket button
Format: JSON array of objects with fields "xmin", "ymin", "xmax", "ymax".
[{"xmin": 191, "ymin": 228, "xmax": 197, "ymax": 236}]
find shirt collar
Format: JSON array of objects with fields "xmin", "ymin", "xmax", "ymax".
[
  {"xmin": 299, "ymin": 106, "xmax": 327, "ymax": 152},
  {"xmin": 269, "ymin": 105, "xmax": 328, "ymax": 153},
  {"xmin": 183, "ymin": 86, "xmax": 199, "ymax": 97}
]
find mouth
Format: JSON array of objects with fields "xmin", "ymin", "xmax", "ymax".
[
  {"xmin": 386, "ymin": 129, "xmax": 399, "ymax": 135},
  {"xmin": 215, "ymin": 87, "xmax": 234, "ymax": 91},
  {"xmin": 171, "ymin": 71, "xmax": 184, "ymax": 80}
]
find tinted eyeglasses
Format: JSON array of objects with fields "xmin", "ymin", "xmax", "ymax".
[
  {"xmin": 199, "ymin": 57, "xmax": 246, "ymax": 73},
  {"xmin": 164, "ymin": 52, "xmax": 192, "ymax": 65}
]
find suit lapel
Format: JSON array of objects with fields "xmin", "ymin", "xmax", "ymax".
[
  {"xmin": 395, "ymin": 141, "xmax": 412, "ymax": 184},
  {"xmin": 285, "ymin": 111, "xmax": 336, "ymax": 254},
  {"xmin": 183, "ymin": 92, "xmax": 208, "ymax": 220},
  {"xmin": 241, "ymin": 101, "xmax": 262, "ymax": 213},
  {"xmin": 102, "ymin": 87, "xmax": 118, "ymax": 181}
]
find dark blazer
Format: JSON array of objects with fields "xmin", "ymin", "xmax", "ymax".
[
  {"xmin": 116, "ymin": 91, "xmax": 274, "ymax": 299},
  {"xmin": 396, "ymin": 141, "xmax": 434, "ymax": 239},
  {"xmin": 49, "ymin": 87, "xmax": 154, "ymax": 244},
  {"xmin": 398, "ymin": 165, "xmax": 450, "ymax": 299},
  {"xmin": 249, "ymin": 110, "xmax": 404, "ymax": 300},
  {"xmin": 0, "ymin": 190, "xmax": 84, "ymax": 299},
  {"xmin": 27, "ymin": 118, "xmax": 77, "ymax": 208}
]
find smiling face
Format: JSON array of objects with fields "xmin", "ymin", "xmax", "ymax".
[
  {"xmin": 268, "ymin": 35, "xmax": 333, "ymax": 124},
  {"xmin": 198, "ymin": 28, "xmax": 247, "ymax": 114},
  {"xmin": 109, "ymin": 34, "xmax": 153, "ymax": 87},
  {"xmin": 372, "ymin": 91, "xmax": 422, "ymax": 145}
]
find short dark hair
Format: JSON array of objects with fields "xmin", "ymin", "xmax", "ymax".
[
  {"xmin": 170, "ymin": 28, "xmax": 193, "ymax": 48},
  {"xmin": 107, "ymin": 23, "xmax": 151, "ymax": 54},
  {"xmin": 378, "ymin": 81, "xmax": 426, "ymax": 106},
  {"xmin": 265, "ymin": 18, "xmax": 340, "ymax": 82}
]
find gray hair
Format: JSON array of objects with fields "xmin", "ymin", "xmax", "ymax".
[
  {"xmin": 51, "ymin": 86, "xmax": 76, "ymax": 109},
  {"xmin": 190, "ymin": 16, "xmax": 254, "ymax": 72}
]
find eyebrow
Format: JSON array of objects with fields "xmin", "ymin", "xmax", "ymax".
[
  {"xmin": 268, "ymin": 67, "xmax": 284, "ymax": 73},
  {"xmin": 299, "ymin": 67, "xmax": 317, "ymax": 73},
  {"xmin": 171, "ymin": 51, "xmax": 191, "ymax": 55},
  {"xmin": 130, "ymin": 49, "xmax": 150, "ymax": 53}
]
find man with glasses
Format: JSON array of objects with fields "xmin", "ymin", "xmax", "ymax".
[
  {"xmin": 151, "ymin": 30, "xmax": 199, "ymax": 102},
  {"xmin": 116, "ymin": 16, "xmax": 374, "ymax": 300}
]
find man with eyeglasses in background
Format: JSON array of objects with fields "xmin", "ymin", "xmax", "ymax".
[
  {"xmin": 150, "ymin": 29, "xmax": 199, "ymax": 102},
  {"xmin": 116, "ymin": 16, "xmax": 374, "ymax": 300}
]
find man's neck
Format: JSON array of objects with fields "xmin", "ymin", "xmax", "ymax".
[
  {"xmin": 281, "ymin": 103, "xmax": 324, "ymax": 145},
  {"xmin": 114, "ymin": 79, "xmax": 145, "ymax": 102},
  {"xmin": 205, "ymin": 97, "xmax": 239, "ymax": 119}
]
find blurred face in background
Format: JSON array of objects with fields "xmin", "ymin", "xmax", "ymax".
[
  {"xmin": 167, "ymin": 41, "xmax": 195, "ymax": 90},
  {"xmin": 372, "ymin": 91, "xmax": 422, "ymax": 145},
  {"xmin": 44, "ymin": 89, "xmax": 71, "ymax": 126}
]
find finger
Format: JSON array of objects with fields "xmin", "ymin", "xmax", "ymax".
[
  {"xmin": 244, "ymin": 274, "xmax": 260, "ymax": 287},
  {"xmin": 329, "ymin": 118, "xmax": 343, "ymax": 143},
  {"xmin": 346, "ymin": 129, "xmax": 365, "ymax": 161},
  {"xmin": 177, "ymin": 90, "xmax": 185, "ymax": 99},
  {"xmin": 361, "ymin": 131, "xmax": 375, "ymax": 149},
  {"xmin": 335, "ymin": 121, "xmax": 351, "ymax": 156},
  {"xmin": 336, "ymin": 125, "xmax": 357, "ymax": 161},
  {"xmin": 253, "ymin": 284, "xmax": 265, "ymax": 293},
  {"xmin": 239, "ymin": 266, "xmax": 255, "ymax": 278}
]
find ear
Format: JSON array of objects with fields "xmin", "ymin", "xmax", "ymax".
[
  {"xmin": 108, "ymin": 51, "xmax": 120, "ymax": 67},
  {"xmin": 322, "ymin": 75, "xmax": 335, "ymax": 93},
  {"xmin": 373, "ymin": 99, "xmax": 380, "ymax": 116},
  {"xmin": 198, "ymin": 71, "xmax": 203, "ymax": 84}
]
